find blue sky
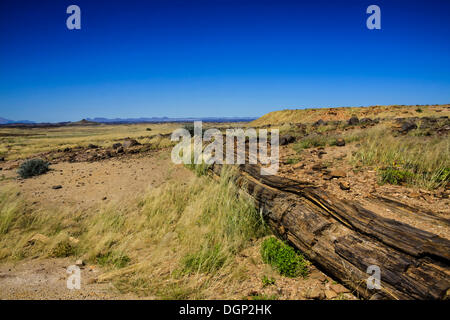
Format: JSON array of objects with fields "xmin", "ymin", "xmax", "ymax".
[{"xmin": 0, "ymin": 0, "xmax": 449, "ymax": 122}]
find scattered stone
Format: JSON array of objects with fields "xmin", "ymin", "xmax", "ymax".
[
  {"xmin": 0, "ymin": 157, "xmax": 4, "ymax": 162},
  {"xmin": 325, "ymin": 289, "xmax": 338, "ymax": 299},
  {"xmin": 52, "ymin": 185, "xmax": 62, "ymax": 190},
  {"xmin": 360, "ymin": 117, "xmax": 373, "ymax": 124},
  {"xmin": 312, "ymin": 163, "xmax": 326, "ymax": 171},
  {"xmin": 309, "ymin": 271, "xmax": 328, "ymax": 282},
  {"xmin": 122, "ymin": 139, "xmax": 140, "ymax": 148},
  {"xmin": 335, "ymin": 138, "xmax": 345, "ymax": 147},
  {"xmin": 102, "ymin": 196, "xmax": 107, "ymax": 200},
  {"xmin": 112, "ymin": 143, "xmax": 122, "ymax": 149},
  {"xmin": 330, "ymin": 283, "xmax": 350, "ymax": 294},
  {"xmin": 87, "ymin": 144, "xmax": 98, "ymax": 149},
  {"xmin": 116, "ymin": 146, "xmax": 124, "ymax": 154},
  {"xmin": 339, "ymin": 181, "xmax": 351, "ymax": 190},
  {"xmin": 347, "ymin": 116, "xmax": 359, "ymax": 126},
  {"xmin": 280, "ymin": 135, "xmax": 295, "ymax": 145},
  {"xmin": 293, "ymin": 162, "xmax": 305, "ymax": 169},
  {"xmin": 75, "ymin": 259, "xmax": 85, "ymax": 267},
  {"xmin": 306, "ymin": 287, "xmax": 325, "ymax": 300},
  {"xmin": 399, "ymin": 121, "xmax": 417, "ymax": 133},
  {"xmin": 314, "ymin": 119, "xmax": 326, "ymax": 126},
  {"xmin": 329, "ymin": 169, "xmax": 346, "ymax": 178}
]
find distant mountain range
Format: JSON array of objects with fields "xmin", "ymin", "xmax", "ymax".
[
  {"xmin": 0, "ymin": 116, "xmax": 257, "ymax": 126},
  {"xmin": 85, "ymin": 116, "xmax": 257, "ymax": 124},
  {"xmin": 0, "ymin": 117, "xmax": 36, "ymax": 124}
]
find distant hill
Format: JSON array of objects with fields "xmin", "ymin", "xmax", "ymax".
[
  {"xmin": 251, "ymin": 104, "xmax": 450, "ymax": 126},
  {"xmin": 0, "ymin": 116, "xmax": 257, "ymax": 127},
  {"xmin": 85, "ymin": 116, "xmax": 257, "ymax": 124},
  {"xmin": 0, "ymin": 117, "xmax": 35, "ymax": 125}
]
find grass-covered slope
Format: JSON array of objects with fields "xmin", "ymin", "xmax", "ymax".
[{"xmin": 251, "ymin": 104, "xmax": 450, "ymax": 126}]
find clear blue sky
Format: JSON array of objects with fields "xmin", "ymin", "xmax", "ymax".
[{"xmin": 0, "ymin": 0, "xmax": 449, "ymax": 122}]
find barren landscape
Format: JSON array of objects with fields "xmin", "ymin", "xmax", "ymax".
[{"xmin": 0, "ymin": 104, "xmax": 449, "ymax": 300}]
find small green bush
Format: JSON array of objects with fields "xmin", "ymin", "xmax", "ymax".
[
  {"xmin": 17, "ymin": 158, "xmax": 49, "ymax": 179},
  {"xmin": 96, "ymin": 251, "xmax": 130, "ymax": 268},
  {"xmin": 51, "ymin": 240, "xmax": 75, "ymax": 258},
  {"xmin": 415, "ymin": 108, "xmax": 423, "ymax": 113},
  {"xmin": 261, "ymin": 237, "xmax": 309, "ymax": 278},
  {"xmin": 262, "ymin": 275, "xmax": 276, "ymax": 287},
  {"xmin": 285, "ymin": 158, "xmax": 301, "ymax": 165},
  {"xmin": 378, "ymin": 167, "xmax": 414, "ymax": 185}
]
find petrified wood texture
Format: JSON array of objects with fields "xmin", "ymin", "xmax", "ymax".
[{"xmin": 210, "ymin": 163, "xmax": 450, "ymax": 300}]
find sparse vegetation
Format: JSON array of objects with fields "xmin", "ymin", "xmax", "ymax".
[
  {"xmin": 262, "ymin": 275, "xmax": 276, "ymax": 287},
  {"xmin": 0, "ymin": 166, "xmax": 268, "ymax": 298},
  {"xmin": 378, "ymin": 166, "xmax": 415, "ymax": 186},
  {"xmin": 260, "ymin": 237, "xmax": 309, "ymax": 278},
  {"xmin": 17, "ymin": 158, "xmax": 49, "ymax": 179},
  {"xmin": 352, "ymin": 126, "xmax": 450, "ymax": 189}
]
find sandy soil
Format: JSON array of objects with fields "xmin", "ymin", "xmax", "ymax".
[{"xmin": 1, "ymin": 149, "xmax": 191, "ymax": 211}]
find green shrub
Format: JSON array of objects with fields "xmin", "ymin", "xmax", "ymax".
[
  {"xmin": 260, "ymin": 237, "xmax": 309, "ymax": 278},
  {"xmin": 96, "ymin": 251, "xmax": 130, "ymax": 268},
  {"xmin": 378, "ymin": 167, "xmax": 414, "ymax": 185},
  {"xmin": 415, "ymin": 108, "xmax": 423, "ymax": 113},
  {"xmin": 262, "ymin": 275, "xmax": 276, "ymax": 287},
  {"xmin": 17, "ymin": 158, "xmax": 49, "ymax": 179},
  {"xmin": 285, "ymin": 158, "xmax": 301, "ymax": 165},
  {"xmin": 51, "ymin": 240, "xmax": 75, "ymax": 257}
]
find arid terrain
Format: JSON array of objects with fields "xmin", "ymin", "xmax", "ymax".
[{"xmin": 0, "ymin": 104, "xmax": 449, "ymax": 300}]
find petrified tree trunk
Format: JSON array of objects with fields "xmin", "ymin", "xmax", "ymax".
[{"xmin": 210, "ymin": 163, "xmax": 450, "ymax": 300}]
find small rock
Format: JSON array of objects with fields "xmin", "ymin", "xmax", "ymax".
[
  {"xmin": 116, "ymin": 146, "xmax": 124, "ymax": 154},
  {"xmin": 52, "ymin": 185, "xmax": 62, "ymax": 190},
  {"xmin": 335, "ymin": 138, "xmax": 346, "ymax": 147},
  {"xmin": 312, "ymin": 163, "xmax": 326, "ymax": 171},
  {"xmin": 75, "ymin": 259, "xmax": 85, "ymax": 267},
  {"xmin": 87, "ymin": 144, "xmax": 98, "ymax": 149},
  {"xmin": 293, "ymin": 162, "xmax": 305, "ymax": 169},
  {"xmin": 325, "ymin": 289, "xmax": 338, "ymax": 299},
  {"xmin": 306, "ymin": 287, "xmax": 325, "ymax": 300},
  {"xmin": 347, "ymin": 116, "xmax": 359, "ymax": 126},
  {"xmin": 102, "ymin": 196, "xmax": 107, "ymax": 200},
  {"xmin": 329, "ymin": 169, "xmax": 346, "ymax": 178},
  {"xmin": 309, "ymin": 271, "xmax": 328, "ymax": 282},
  {"xmin": 280, "ymin": 135, "xmax": 295, "ymax": 146},
  {"xmin": 399, "ymin": 121, "xmax": 417, "ymax": 133},
  {"xmin": 339, "ymin": 181, "xmax": 351, "ymax": 190},
  {"xmin": 330, "ymin": 283, "xmax": 350, "ymax": 294},
  {"xmin": 112, "ymin": 143, "xmax": 122, "ymax": 149},
  {"xmin": 122, "ymin": 139, "xmax": 140, "ymax": 148},
  {"xmin": 0, "ymin": 157, "xmax": 4, "ymax": 162}
]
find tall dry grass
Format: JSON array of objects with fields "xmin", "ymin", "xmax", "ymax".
[
  {"xmin": 351, "ymin": 126, "xmax": 450, "ymax": 189},
  {"xmin": 0, "ymin": 166, "xmax": 268, "ymax": 298}
]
